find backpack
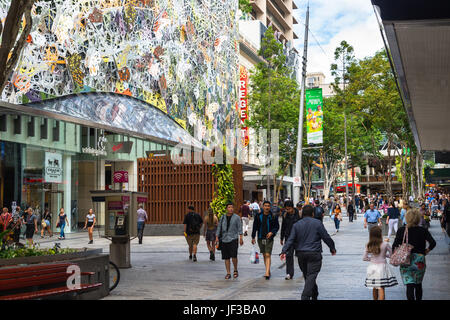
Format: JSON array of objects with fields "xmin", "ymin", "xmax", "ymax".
[
  {"xmin": 314, "ymin": 206, "xmax": 324, "ymax": 219},
  {"xmin": 188, "ymin": 213, "xmax": 202, "ymax": 233}
]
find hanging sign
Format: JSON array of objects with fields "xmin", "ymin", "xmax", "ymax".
[
  {"xmin": 239, "ymin": 65, "xmax": 249, "ymax": 147},
  {"xmin": 305, "ymin": 88, "xmax": 323, "ymax": 145},
  {"xmin": 44, "ymin": 152, "xmax": 63, "ymax": 183}
]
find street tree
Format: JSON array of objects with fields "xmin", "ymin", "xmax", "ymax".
[
  {"xmin": 247, "ymin": 26, "xmax": 300, "ymax": 202},
  {"xmin": 0, "ymin": 0, "xmax": 35, "ymax": 94}
]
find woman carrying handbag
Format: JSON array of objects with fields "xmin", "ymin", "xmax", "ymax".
[{"xmin": 392, "ymin": 208, "xmax": 436, "ymax": 300}]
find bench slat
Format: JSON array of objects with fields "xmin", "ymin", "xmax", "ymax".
[
  {"xmin": 0, "ymin": 283, "xmax": 103, "ymax": 300},
  {"xmin": 0, "ymin": 272, "xmax": 70, "ymax": 291},
  {"xmin": 0, "ymin": 266, "xmax": 69, "ymax": 280},
  {"xmin": 0, "ymin": 263, "xmax": 72, "ymax": 276}
]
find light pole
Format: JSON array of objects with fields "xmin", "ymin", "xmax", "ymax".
[{"xmin": 293, "ymin": 2, "xmax": 309, "ymax": 205}]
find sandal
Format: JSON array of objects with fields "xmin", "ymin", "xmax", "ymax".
[
  {"xmin": 233, "ymin": 270, "xmax": 239, "ymax": 278},
  {"xmin": 225, "ymin": 274, "xmax": 231, "ymax": 280}
]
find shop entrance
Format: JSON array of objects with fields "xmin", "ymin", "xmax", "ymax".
[{"xmin": 44, "ymin": 188, "xmax": 64, "ymax": 233}]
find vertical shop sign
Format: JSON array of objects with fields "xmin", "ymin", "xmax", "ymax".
[
  {"xmin": 45, "ymin": 152, "xmax": 63, "ymax": 183},
  {"xmin": 239, "ymin": 66, "xmax": 249, "ymax": 147},
  {"xmin": 305, "ymin": 88, "xmax": 324, "ymax": 144}
]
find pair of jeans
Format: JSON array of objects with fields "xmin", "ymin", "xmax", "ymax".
[
  {"xmin": 59, "ymin": 223, "xmax": 65, "ymax": 238},
  {"xmin": 242, "ymin": 217, "xmax": 249, "ymax": 234},
  {"xmin": 137, "ymin": 221, "xmax": 145, "ymax": 243},
  {"xmin": 349, "ymin": 212, "xmax": 354, "ymax": 222},
  {"xmin": 285, "ymin": 246, "xmax": 295, "ymax": 277},
  {"xmin": 297, "ymin": 252, "xmax": 322, "ymax": 300},
  {"xmin": 334, "ymin": 218, "xmax": 340, "ymax": 230}
]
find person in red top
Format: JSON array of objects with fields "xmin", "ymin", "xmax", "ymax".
[
  {"xmin": 0, "ymin": 207, "xmax": 12, "ymax": 232},
  {"xmin": 239, "ymin": 201, "xmax": 250, "ymax": 236}
]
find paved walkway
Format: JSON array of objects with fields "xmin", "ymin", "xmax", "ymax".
[{"xmin": 35, "ymin": 215, "xmax": 450, "ymax": 300}]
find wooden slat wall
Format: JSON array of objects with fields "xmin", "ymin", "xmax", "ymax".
[{"xmin": 137, "ymin": 156, "xmax": 243, "ymax": 224}]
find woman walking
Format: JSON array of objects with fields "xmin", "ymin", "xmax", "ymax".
[
  {"xmin": 363, "ymin": 226, "xmax": 398, "ymax": 300},
  {"xmin": 393, "ymin": 208, "xmax": 436, "ymax": 300},
  {"xmin": 83, "ymin": 209, "xmax": 96, "ymax": 244},
  {"xmin": 386, "ymin": 201, "xmax": 400, "ymax": 240},
  {"xmin": 400, "ymin": 202, "xmax": 408, "ymax": 227},
  {"xmin": 419, "ymin": 203, "xmax": 431, "ymax": 230},
  {"xmin": 333, "ymin": 204, "xmax": 342, "ymax": 233},
  {"xmin": 203, "ymin": 208, "xmax": 218, "ymax": 261},
  {"xmin": 57, "ymin": 208, "xmax": 69, "ymax": 240},
  {"xmin": 40, "ymin": 208, "xmax": 52, "ymax": 238}
]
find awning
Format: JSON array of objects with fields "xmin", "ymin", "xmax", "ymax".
[
  {"xmin": 0, "ymin": 92, "xmax": 204, "ymax": 149},
  {"xmin": 371, "ymin": 0, "xmax": 450, "ymax": 151}
]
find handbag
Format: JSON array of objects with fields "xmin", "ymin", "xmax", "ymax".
[{"xmin": 390, "ymin": 227, "xmax": 414, "ymax": 267}]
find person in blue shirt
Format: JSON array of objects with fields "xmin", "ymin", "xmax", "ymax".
[
  {"xmin": 364, "ymin": 203, "xmax": 382, "ymax": 233},
  {"xmin": 400, "ymin": 202, "xmax": 408, "ymax": 226}
]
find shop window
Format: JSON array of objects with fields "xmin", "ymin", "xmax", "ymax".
[
  {"xmin": 52, "ymin": 120, "xmax": 60, "ymax": 141},
  {"xmin": 40, "ymin": 118, "xmax": 48, "ymax": 139},
  {"xmin": 0, "ymin": 115, "xmax": 6, "ymax": 131},
  {"xmin": 27, "ymin": 117, "xmax": 35, "ymax": 137},
  {"xmin": 13, "ymin": 116, "xmax": 21, "ymax": 134}
]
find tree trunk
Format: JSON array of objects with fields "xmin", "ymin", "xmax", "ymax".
[{"xmin": 0, "ymin": 0, "xmax": 35, "ymax": 94}]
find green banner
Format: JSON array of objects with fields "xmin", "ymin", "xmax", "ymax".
[{"xmin": 305, "ymin": 88, "xmax": 323, "ymax": 144}]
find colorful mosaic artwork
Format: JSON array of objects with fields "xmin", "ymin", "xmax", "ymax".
[{"xmin": 0, "ymin": 0, "xmax": 239, "ymax": 133}]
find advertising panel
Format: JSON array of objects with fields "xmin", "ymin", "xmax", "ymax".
[
  {"xmin": 305, "ymin": 88, "xmax": 323, "ymax": 145},
  {"xmin": 44, "ymin": 152, "xmax": 63, "ymax": 183}
]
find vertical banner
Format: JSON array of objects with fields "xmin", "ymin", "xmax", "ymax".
[
  {"xmin": 305, "ymin": 88, "xmax": 323, "ymax": 144},
  {"xmin": 239, "ymin": 65, "xmax": 249, "ymax": 147},
  {"xmin": 44, "ymin": 152, "xmax": 63, "ymax": 183}
]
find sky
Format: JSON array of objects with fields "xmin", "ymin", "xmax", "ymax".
[{"xmin": 292, "ymin": 0, "xmax": 385, "ymax": 83}]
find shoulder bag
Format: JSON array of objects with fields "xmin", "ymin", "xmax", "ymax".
[
  {"xmin": 217, "ymin": 216, "xmax": 224, "ymax": 251},
  {"xmin": 390, "ymin": 227, "xmax": 414, "ymax": 267}
]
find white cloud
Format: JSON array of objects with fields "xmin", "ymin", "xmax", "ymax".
[{"xmin": 293, "ymin": 0, "xmax": 384, "ymax": 82}]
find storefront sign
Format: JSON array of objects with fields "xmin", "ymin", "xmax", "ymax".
[
  {"xmin": 113, "ymin": 171, "xmax": 128, "ymax": 183},
  {"xmin": 45, "ymin": 152, "xmax": 63, "ymax": 183},
  {"xmin": 305, "ymin": 88, "xmax": 323, "ymax": 145},
  {"xmin": 122, "ymin": 196, "xmax": 130, "ymax": 203},
  {"xmin": 82, "ymin": 134, "xmax": 107, "ymax": 156},
  {"xmin": 108, "ymin": 141, "xmax": 134, "ymax": 154},
  {"xmin": 239, "ymin": 66, "xmax": 249, "ymax": 147},
  {"xmin": 293, "ymin": 176, "xmax": 302, "ymax": 187},
  {"xmin": 108, "ymin": 201, "xmax": 123, "ymax": 210}
]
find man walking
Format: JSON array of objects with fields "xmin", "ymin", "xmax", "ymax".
[
  {"xmin": 216, "ymin": 203, "xmax": 244, "ymax": 279},
  {"xmin": 183, "ymin": 205, "xmax": 203, "ymax": 262},
  {"xmin": 280, "ymin": 205, "xmax": 336, "ymax": 300},
  {"xmin": 239, "ymin": 201, "xmax": 250, "ymax": 236},
  {"xmin": 280, "ymin": 200, "xmax": 301, "ymax": 280},
  {"xmin": 313, "ymin": 200, "xmax": 325, "ymax": 222},
  {"xmin": 250, "ymin": 200, "xmax": 260, "ymax": 218},
  {"xmin": 348, "ymin": 200, "xmax": 355, "ymax": 222},
  {"xmin": 251, "ymin": 201, "xmax": 279, "ymax": 279},
  {"xmin": 364, "ymin": 202, "xmax": 382, "ymax": 233},
  {"xmin": 137, "ymin": 204, "xmax": 148, "ymax": 244}
]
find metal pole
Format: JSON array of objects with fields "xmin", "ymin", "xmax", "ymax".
[
  {"xmin": 344, "ymin": 111, "xmax": 349, "ymax": 208},
  {"xmin": 267, "ymin": 65, "xmax": 271, "ymax": 202},
  {"xmin": 293, "ymin": 2, "xmax": 309, "ymax": 205}
]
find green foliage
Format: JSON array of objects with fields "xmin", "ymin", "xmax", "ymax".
[
  {"xmin": 210, "ymin": 163, "xmax": 235, "ymax": 219},
  {"xmin": 247, "ymin": 27, "xmax": 300, "ymax": 183},
  {"xmin": 0, "ymin": 241, "xmax": 77, "ymax": 259},
  {"xmin": 239, "ymin": 0, "xmax": 252, "ymax": 14}
]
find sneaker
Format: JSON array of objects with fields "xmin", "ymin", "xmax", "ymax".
[
  {"xmin": 189, "ymin": 255, "xmax": 192, "ymax": 260},
  {"xmin": 193, "ymin": 255, "xmax": 197, "ymax": 262},
  {"xmin": 244, "ymin": 231, "xmax": 248, "ymax": 236},
  {"xmin": 285, "ymin": 274, "xmax": 292, "ymax": 280},
  {"xmin": 88, "ymin": 240, "xmax": 93, "ymax": 244}
]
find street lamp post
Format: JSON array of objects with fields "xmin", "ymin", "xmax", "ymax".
[{"xmin": 293, "ymin": 2, "xmax": 309, "ymax": 205}]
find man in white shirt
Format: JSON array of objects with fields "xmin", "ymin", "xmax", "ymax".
[
  {"xmin": 137, "ymin": 204, "xmax": 148, "ymax": 244},
  {"xmin": 250, "ymin": 200, "xmax": 260, "ymax": 217}
]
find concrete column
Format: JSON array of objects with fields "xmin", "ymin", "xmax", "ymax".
[{"xmin": 64, "ymin": 154, "xmax": 72, "ymax": 233}]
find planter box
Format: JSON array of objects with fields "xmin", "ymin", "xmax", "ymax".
[{"xmin": 0, "ymin": 248, "xmax": 109, "ymax": 300}]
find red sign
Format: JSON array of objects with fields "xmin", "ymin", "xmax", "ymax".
[
  {"xmin": 108, "ymin": 201, "xmax": 123, "ymax": 210},
  {"xmin": 122, "ymin": 196, "xmax": 130, "ymax": 203},
  {"xmin": 239, "ymin": 66, "xmax": 249, "ymax": 147},
  {"xmin": 113, "ymin": 171, "xmax": 128, "ymax": 183}
]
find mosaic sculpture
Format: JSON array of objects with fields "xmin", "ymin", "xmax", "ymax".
[{"xmin": 0, "ymin": 0, "xmax": 239, "ymax": 134}]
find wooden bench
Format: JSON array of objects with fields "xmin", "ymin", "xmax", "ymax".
[{"xmin": 0, "ymin": 263, "xmax": 102, "ymax": 300}]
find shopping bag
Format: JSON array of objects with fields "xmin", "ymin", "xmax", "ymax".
[{"xmin": 250, "ymin": 245, "xmax": 259, "ymax": 264}]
